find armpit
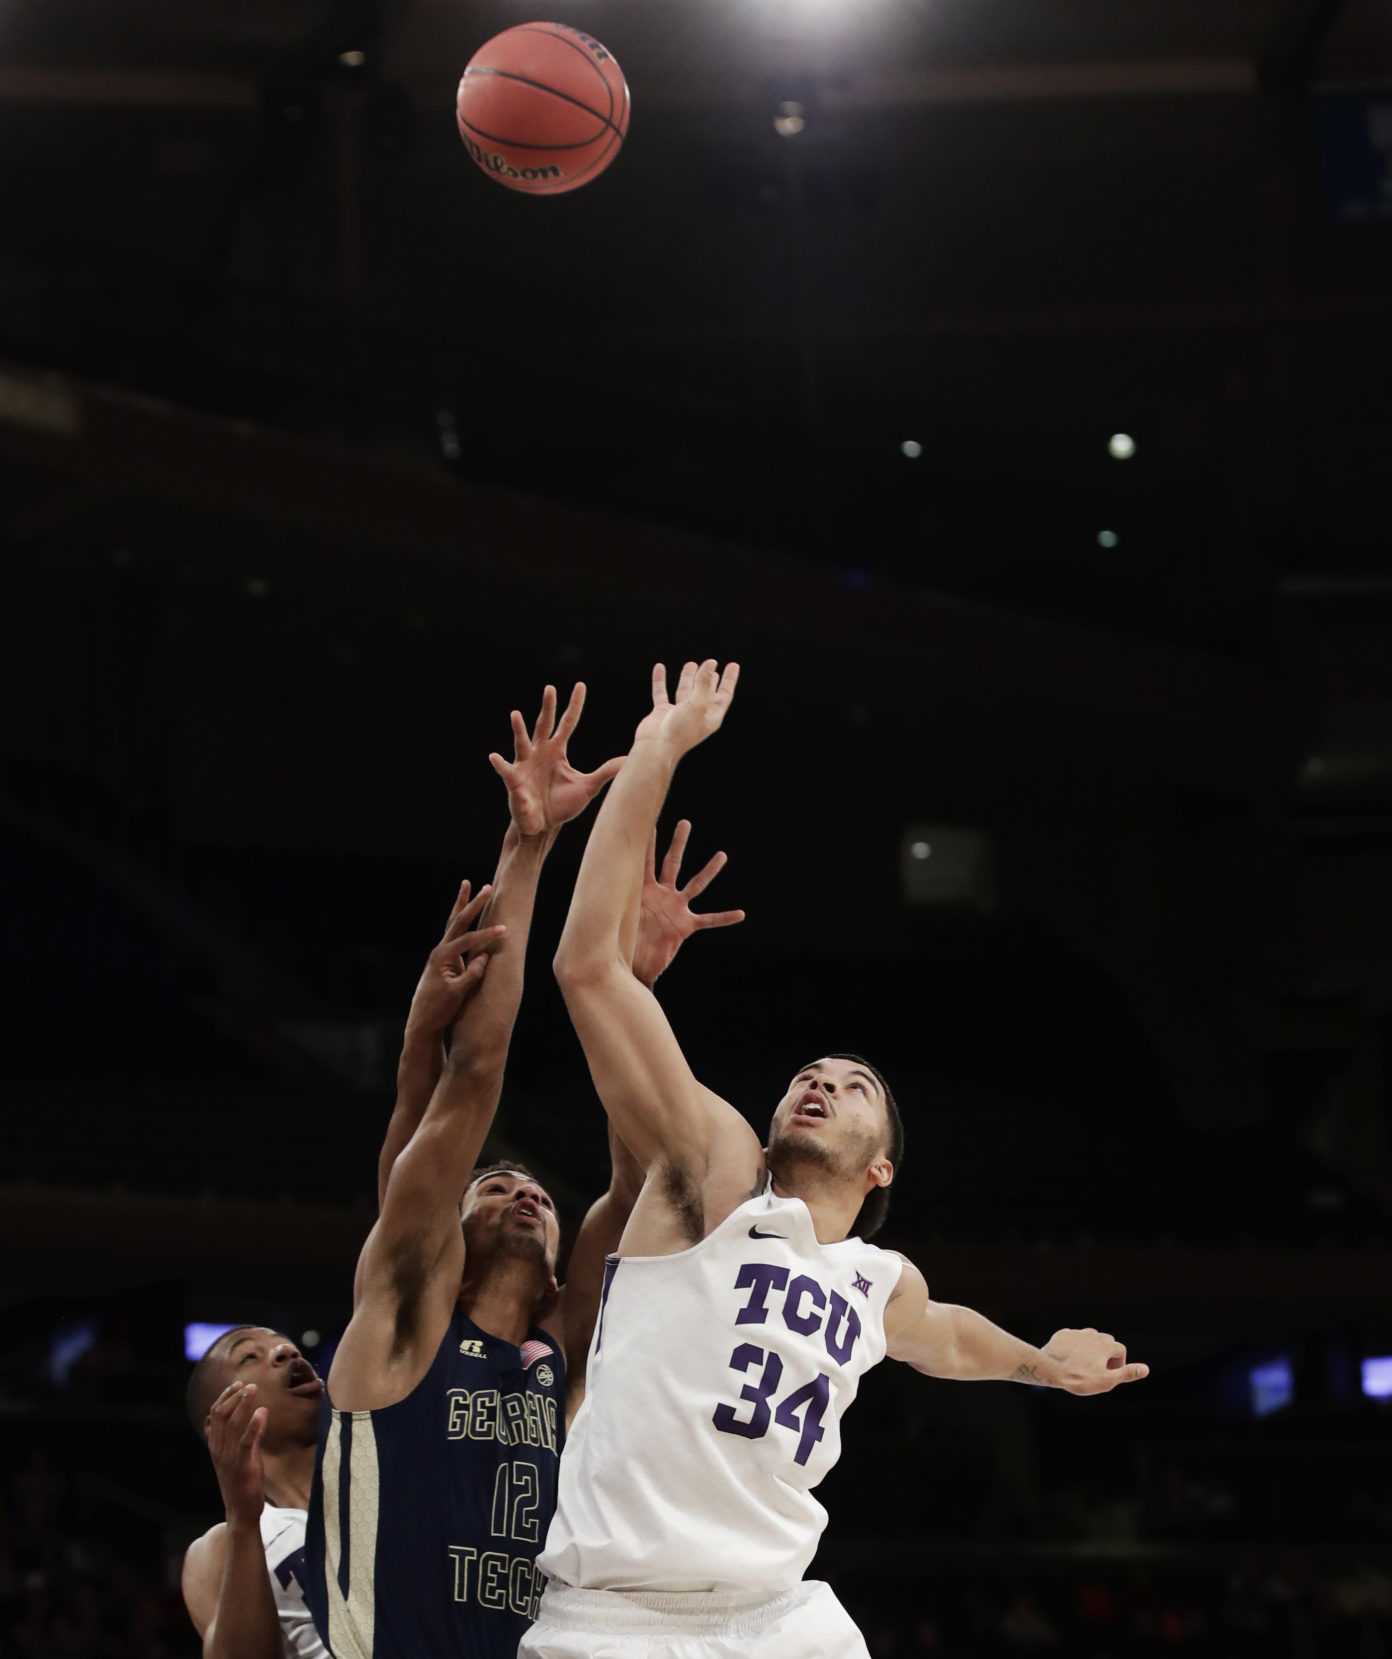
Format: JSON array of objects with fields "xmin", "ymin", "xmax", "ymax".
[
  {"xmin": 660, "ymin": 1160, "xmax": 704, "ymax": 1245},
  {"xmin": 388, "ymin": 1236, "xmax": 431, "ymax": 1358}
]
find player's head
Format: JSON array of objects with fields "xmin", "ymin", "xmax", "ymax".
[
  {"xmin": 765, "ymin": 1053, "xmax": 904, "ymax": 1240},
  {"xmin": 460, "ymin": 1164, "xmax": 562, "ymax": 1289},
  {"xmin": 185, "ymin": 1326, "xmax": 323, "ymax": 1448}
]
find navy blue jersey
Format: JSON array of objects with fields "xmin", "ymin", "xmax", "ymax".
[{"xmin": 305, "ymin": 1309, "xmax": 565, "ymax": 1659}]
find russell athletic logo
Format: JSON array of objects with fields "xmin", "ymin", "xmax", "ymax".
[{"xmin": 458, "ymin": 132, "xmax": 562, "ymax": 184}]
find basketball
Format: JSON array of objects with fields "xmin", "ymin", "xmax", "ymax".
[{"xmin": 456, "ymin": 24, "xmax": 630, "ymax": 196}]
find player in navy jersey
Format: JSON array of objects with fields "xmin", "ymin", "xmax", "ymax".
[
  {"xmin": 304, "ymin": 683, "xmax": 744, "ymax": 1659},
  {"xmin": 180, "ymin": 877, "xmax": 505, "ymax": 1659},
  {"xmin": 530, "ymin": 661, "xmax": 1151, "ymax": 1659},
  {"xmin": 179, "ymin": 883, "xmax": 498, "ymax": 1659}
]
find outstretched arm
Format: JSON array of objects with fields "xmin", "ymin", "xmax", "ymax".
[
  {"xmin": 332, "ymin": 884, "xmax": 511, "ymax": 1405},
  {"xmin": 556, "ymin": 817, "xmax": 745, "ymax": 1413},
  {"xmin": 554, "ymin": 661, "xmax": 759, "ymax": 1188},
  {"xmin": 373, "ymin": 687, "xmax": 627, "ymax": 1210},
  {"xmin": 332, "ymin": 685, "xmax": 620, "ymax": 1408},
  {"xmin": 376, "ymin": 880, "xmax": 495, "ymax": 1212},
  {"xmin": 180, "ymin": 1384, "xmax": 281, "ymax": 1659},
  {"xmin": 885, "ymin": 1260, "xmax": 1149, "ymax": 1393}
]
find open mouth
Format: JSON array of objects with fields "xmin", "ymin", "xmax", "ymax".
[
  {"xmin": 286, "ymin": 1359, "xmax": 322, "ymax": 1397},
  {"xmin": 791, "ymin": 1088, "xmax": 830, "ymax": 1123},
  {"xmin": 511, "ymin": 1198, "xmax": 541, "ymax": 1225}
]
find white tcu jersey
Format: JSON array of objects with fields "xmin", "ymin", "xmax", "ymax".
[
  {"xmin": 539, "ymin": 1188, "xmax": 903, "ymax": 1595},
  {"xmin": 260, "ymin": 1504, "xmax": 328, "ymax": 1659}
]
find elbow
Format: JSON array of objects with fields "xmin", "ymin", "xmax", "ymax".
[
  {"xmin": 443, "ymin": 1043, "xmax": 507, "ymax": 1096},
  {"xmin": 553, "ymin": 943, "xmax": 616, "ymax": 994}
]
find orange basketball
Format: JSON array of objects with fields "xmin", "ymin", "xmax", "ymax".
[{"xmin": 456, "ymin": 24, "xmax": 630, "ymax": 196}]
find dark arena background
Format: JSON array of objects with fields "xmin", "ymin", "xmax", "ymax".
[{"xmin": 3, "ymin": 1, "xmax": 1392, "ymax": 1655}]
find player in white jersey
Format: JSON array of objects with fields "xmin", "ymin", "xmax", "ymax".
[
  {"xmin": 182, "ymin": 1326, "xmax": 327, "ymax": 1659},
  {"xmin": 528, "ymin": 660, "xmax": 1151, "ymax": 1659}
]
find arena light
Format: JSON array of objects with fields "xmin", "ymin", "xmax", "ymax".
[
  {"xmin": 302, "ymin": 1329, "xmax": 322, "ymax": 1348},
  {"xmin": 1362, "ymin": 1356, "xmax": 1392, "ymax": 1400},
  {"xmin": 1108, "ymin": 432, "xmax": 1136, "ymax": 460},
  {"xmin": 773, "ymin": 100, "xmax": 805, "ymax": 137},
  {"xmin": 49, "ymin": 1318, "xmax": 99, "ymax": 1386},
  {"xmin": 1249, "ymin": 1357, "xmax": 1293, "ymax": 1417},
  {"xmin": 901, "ymin": 825, "xmax": 996, "ymax": 910},
  {"xmin": 1097, "ymin": 529, "xmax": 1119, "ymax": 548},
  {"xmin": 185, "ymin": 1321, "xmax": 239, "ymax": 1362},
  {"xmin": 900, "ymin": 439, "xmax": 922, "ymax": 458},
  {"xmin": 338, "ymin": 50, "xmax": 367, "ymax": 69},
  {"xmin": 437, "ymin": 407, "xmax": 462, "ymax": 462}
]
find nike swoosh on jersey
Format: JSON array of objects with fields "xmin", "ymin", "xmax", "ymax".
[{"xmin": 748, "ymin": 1226, "xmax": 785, "ymax": 1240}]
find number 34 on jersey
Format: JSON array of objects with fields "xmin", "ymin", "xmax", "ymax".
[{"xmin": 712, "ymin": 1258, "xmax": 868, "ymax": 1467}]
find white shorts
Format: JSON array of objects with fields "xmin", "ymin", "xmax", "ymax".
[{"xmin": 518, "ymin": 1580, "xmax": 870, "ymax": 1659}]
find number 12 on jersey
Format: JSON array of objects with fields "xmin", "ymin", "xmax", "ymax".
[
  {"xmin": 490, "ymin": 1460, "xmax": 541, "ymax": 1543},
  {"xmin": 713, "ymin": 1343, "xmax": 830, "ymax": 1466}
]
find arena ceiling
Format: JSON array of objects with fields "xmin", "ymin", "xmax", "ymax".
[
  {"xmin": 1, "ymin": 0, "xmax": 1390, "ymax": 643},
  {"xmin": 4, "ymin": 0, "xmax": 1391, "ymax": 805}
]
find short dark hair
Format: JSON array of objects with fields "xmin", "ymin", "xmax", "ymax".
[
  {"xmin": 812, "ymin": 1053, "xmax": 903, "ymax": 1241},
  {"xmin": 185, "ymin": 1325, "xmax": 259, "ymax": 1438}
]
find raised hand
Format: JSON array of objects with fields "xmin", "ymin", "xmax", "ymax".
[
  {"xmin": 1039, "ymin": 1328, "xmax": 1149, "ymax": 1395},
  {"xmin": 404, "ymin": 882, "xmax": 506, "ymax": 1038},
  {"xmin": 490, "ymin": 683, "xmax": 625, "ymax": 840},
  {"xmin": 632, "ymin": 819, "xmax": 745, "ymax": 989},
  {"xmin": 204, "ymin": 1382, "xmax": 268, "ymax": 1530},
  {"xmin": 634, "ymin": 660, "xmax": 740, "ymax": 757}
]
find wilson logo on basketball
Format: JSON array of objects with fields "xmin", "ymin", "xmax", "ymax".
[{"xmin": 459, "ymin": 131, "xmax": 562, "ymax": 184}]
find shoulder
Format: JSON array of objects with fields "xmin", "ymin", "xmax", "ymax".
[
  {"xmin": 885, "ymin": 1252, "xmax": 927, "ymax": 1307},
  {"xmin": 700, "ymin": 1129, "xmax": 768, "ymax": 1230},
  {"xmin": 181, "ymin": 1522, "xmax": 227, "ymax": 1629},
  {"xmin": 184, "ymin": 1520, "xmax": 227, "ymax": 1576},
  {"xmin": 881, "ymin": 1254, "xmax": 939, "ymax": 1360},
  {"xmin": 702, "ymin": 1086, "xmax": 764, "ymax": 1162},
  {"xmin": 690, "ymin": 1090, "xmax": 764, "ymax": 1224}
]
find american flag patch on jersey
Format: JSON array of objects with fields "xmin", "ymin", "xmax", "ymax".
[{"xmin": 519, "ymin": 1339, "xmax": 554, "ymax": 1369}]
